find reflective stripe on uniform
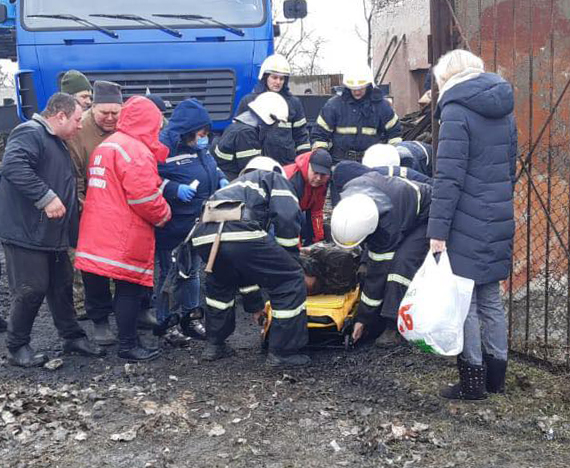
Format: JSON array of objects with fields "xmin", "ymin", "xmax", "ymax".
[
  {"xmin": 155, "ymin": 212, "xmax": 170, "ymax": 227},
  {"xmin": 361, "ymin": 127, "xmax": 377, "ymax": 136},
  {"xmin": 271, "ymin": 302, "xmax": 305, "ymax": 319},
  {"xmin": 192, "ymin": 230, "xmax": 267, "ymax": 247},
  {"xmin": 413, "ymin": 141, "xmax": 431, "ymax": 165},
  {"xmin": 293, "ymin": 117, "xmax": 307, "ymax": 127},
  {"xmin": 388, "ymin": 137, "xmax": 403, "ymax": 145},
  {"xmin": 399, "ymin": 178, "xmax": 421, "ymax": 215},
  {"xmin": 400, "ymin": 167, "xmax": 408, "ymax": 178},
  {"xmin": 215, "ymin": 146, "xmax": 234, "ymax": 161},
  {"xmin": 218, "ymin": 180, "xmax": 266, "ymax": 198},
  {"xmin": 385, "ymin": 113, "xmax": 399, "ymax": 130},
  {"xmin": 127, "ymin": 190, "xmax": 161, "ymax": 205},
  {"xmin": 275, "ymin": 236, "xmax": 299, "ymax": 247},
  {"xmin": 206, "ymin": 297, "xmax": 235, "ymax": 310},
  {"xmin": 99, "ymin": 142, "xmax": 131, "ymax": 163},
  {"xmin": 317, "ymin": 115, "xmax": 332, "ymax": 132},
  {"xmin": 165, "ymin": 153, "xmax": 197, "ymax": 164},
  {"xmin": 271, "ymin": 189, "xmax": 299, "ymax": 202},
  {"xmin": 387, "ymin": 273, "xmax": 412, "ymax": 287},
  {"xmin": 75, "ymin": 251, "xmax": 153, "ymax": 275},
  {"xmin": 278, "ymin": 121, "xmax": 293, "ymax": 129},
  {"xmin": 296, "ymin": 143, "xmax": 311, "ymax": 152},
  {"xmin": 159, "ymin": 179, "xmax": 169, "ymax": 193},
  {"xmin": 368, "ymin": 250, "xmax": 395, "ymax": 262},
  {"xmin": 239, "ymin": 285, "xmax": 260, "ymax": 294},
  {"xmin": 388, "ymin": 166, "xmax": 394, "ymax": 177},
  {"xmin": 236, "ymin": 148, "xmax": 262, "ymax": 159},
  {"xmin": 335, "ymin": 126, "xmax": 358, "ymax": 135},
  {"xmin": 361, "ymin": 292, "xmax": 383, "ymax": 307},
  {"xmin": 312, "ymin": 141, "xmax": 330, "ymax": 149}
]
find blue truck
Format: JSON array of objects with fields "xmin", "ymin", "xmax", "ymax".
[{"xmin": 0, "ymin": 0, "xmax": 307, "ymax": 131}]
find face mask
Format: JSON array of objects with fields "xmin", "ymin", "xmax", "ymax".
[{"xmin": 196, "ymin": 135, "xmax": 209, "ymax": 150}]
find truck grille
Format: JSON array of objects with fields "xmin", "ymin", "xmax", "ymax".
[{"xmin": 84, "ymin": 69, "xmax": 235, "ymax": 120}]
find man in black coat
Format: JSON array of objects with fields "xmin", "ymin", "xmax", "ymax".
[{"xmin": 0, "ymin": 93, "xmax": 104, "ymax": 367}]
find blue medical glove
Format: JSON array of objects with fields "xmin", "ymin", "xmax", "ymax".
[
  {"xmin": 219, "ymin": 178, "xmax": 230, "ymax": 188},
  {"xmin": 177, "ymin": 184, "xmax": 196, "ymax": 202}
]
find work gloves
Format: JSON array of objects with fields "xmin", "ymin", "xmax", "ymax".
[
  {"xmin": 219, "ymin": 178, "xmax": 230, "ymax": 188},
  {"xmin": 177, "ymin": 184, "xmax": 196, "ymax": 202}
]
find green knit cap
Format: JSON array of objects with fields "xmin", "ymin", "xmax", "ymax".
[{"xmin": 60, "ymin": 70, "xmax": 92, "ymax": 95}]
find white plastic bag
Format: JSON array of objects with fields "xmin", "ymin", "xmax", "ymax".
[{"xmin": 397, "ymin": 251, "xmax": 474, "ymax": 356}]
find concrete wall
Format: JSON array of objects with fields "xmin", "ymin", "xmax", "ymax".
[{"xmin": 372, "ymin": 0, "xmax": 430, "ymax": 117}]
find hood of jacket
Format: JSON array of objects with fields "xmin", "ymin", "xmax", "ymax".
[
  {"xmin": 436, "ymin": 72, "xmax": 514, "ymax": 119},
  {"xmin": 117, "ymin": 96, "xmax": 169, "ymax": 163},
  {"xmin": 160, "ymin": 98, "xmax": 212, "ymax": 155}
]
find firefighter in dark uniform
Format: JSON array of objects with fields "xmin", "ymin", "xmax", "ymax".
[
  {"xmin": 236, "ymin": 54, "xmax": 311, "ymax": 165},
  {"xmin": 331, "ymin": 171, "xmax": 431, "ymax": 346},
  {"xmin": 311, "ymin": 64, "xmax": 403, "ymax": 164},
  {"xmin": 214, "ymin": 92, "xmax": 289, "ymax": 180},
  {"xmin": 191, "ymin": 156, "xmax": 310, "ymax": 367}
]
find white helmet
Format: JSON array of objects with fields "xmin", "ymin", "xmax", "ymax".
[
  {"xmin": 331, "ymin": 194, "xmax": 379, "ymax": 249},
  {"xmin": 343, "ymin": 64, "xmax": 374, "ymax": 90},
  {"xmin": 362, "ymin": 144, "xmax": 400, "ymax": 168},
  {"xmin": 248, "ymin": 91, "xmax": 289, "ymax": 125},
  {"xmin": 242, "ymin": 156, "xmax": 285, "ymax": 177},
  {"xmin": 258, "ymin": 54, "xmax": 291, "ymax": 79}
]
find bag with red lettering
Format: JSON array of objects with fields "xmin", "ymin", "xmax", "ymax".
[{"xmin": 397, "ymin": 251, "xmax": 474, "ymax": 356}]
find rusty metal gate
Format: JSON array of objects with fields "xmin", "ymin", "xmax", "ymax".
[{"xmin": 450, "ymin": 0, "xmax": 570, "ymax": 366}]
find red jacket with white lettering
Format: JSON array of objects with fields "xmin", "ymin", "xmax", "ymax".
[
  {"xmin": 75, "ymin": 96, "xmax": 171, "ymax": 287},
  {"xmin": 284, "ymin": 151, "xmax": 327, "ymax": 245}
]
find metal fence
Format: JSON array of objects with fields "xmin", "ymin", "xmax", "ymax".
[{"xmin": 453, "ymin": 0, "xmax": 570, "ymax": 366}]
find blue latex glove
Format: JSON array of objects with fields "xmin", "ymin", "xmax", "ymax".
[
  {"xmin": 219, "ymin": 178, "xmax": 230, "ymax": 188},
  {"xmin": 177, "ymin": 184, "xmax": 196, "ymax": 202}
]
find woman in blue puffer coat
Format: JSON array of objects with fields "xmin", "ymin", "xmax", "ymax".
[
  {"xmin": 428, "ymin": 49, "xmax": 517, "ymax": 401},
  {"xmin": 154, "ymin": 99, "xmax": 228, "ymax": 342}
]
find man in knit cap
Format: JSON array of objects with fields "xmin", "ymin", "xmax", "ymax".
[
  {"xmin": 68, "ymin": 80, "xmax": 123, "ymax": 345},
  {"xmin": 60, "ymin": 70, "xmax": 93, "ymax": 111}
]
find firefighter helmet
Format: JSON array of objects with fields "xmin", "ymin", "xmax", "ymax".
[
  {"xmin": 258, "ymin": 54, "xmax": 291, "ymax": 79},
  {"xmin": 362, "ymin": 144, "xmax": 400, "ymax": 168},
  {"xmin": 248, "ymin": 91, "xmax": 289, "ymax": 125},
  {"xmin": 242, "ymin": 156, "xmax": 286, "ymax": 177},
  {"xmin": 343, "ymin": 64, "xmax": 374, "ymax": 90},
  {"xmin": 331, "ymin": 194, "xmax": 379, "ymax": 249}
]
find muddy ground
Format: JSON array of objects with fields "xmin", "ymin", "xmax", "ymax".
[{"xmin": 1, "ymin": 251, "xmax": 570, "ymax": 468}]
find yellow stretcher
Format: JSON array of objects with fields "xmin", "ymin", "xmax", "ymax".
[{"xmin": 264, "ymin": 288, "xmax": 360, "ymax": 347}]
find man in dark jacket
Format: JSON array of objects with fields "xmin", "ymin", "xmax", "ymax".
[
  {"xmin": 284, "ymin": 149, "xmax": 332, "ymax": 246},
  {"xmin": 0, "ymin": 93, "xmax": 104, "ymax": 367},
  {"xmin": 214, "ymin": 91, "xmax": 289, "ymax": 180},
  {"xmin": 331, "ymin": 172, "xmax": 431, "ymax": 346},
  {"xmin": 311, "ymin": 64, "xmax": 402, "ymax": 164},
  {"xmin": 191, "ymin": 157, "xmax": 310, "ymax": 368},
  {"xmin": 236, "ymin": 54, "xmax": 310, "ymax": 165}
]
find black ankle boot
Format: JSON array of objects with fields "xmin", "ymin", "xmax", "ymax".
[
  {"xmin": 440, "ymin": 357, "xmax": 487, "ymax": 400},
  {"xmin": 483, "ymin": 354, "xmax": 507, "ymax": 394},
  {"xmin": 152, "ymin": 313, "xmax": 180, "ymax": 337},
  {"xmin": 180, "ymin": 309, "xmax": 206, "ymax": 340}
]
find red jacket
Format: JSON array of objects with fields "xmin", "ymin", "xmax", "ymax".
[
  {"xmin": 75, "ymin": 96, "xmax": 171, "ymax": 287},
  {"xmin": 284, "ymin": 151, "xmax": 327, "ymax": 244}
]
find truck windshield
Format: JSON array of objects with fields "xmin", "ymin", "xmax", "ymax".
[{"xmin": 22, "ymin": 0, "xmax": 266, "ymax": 30}]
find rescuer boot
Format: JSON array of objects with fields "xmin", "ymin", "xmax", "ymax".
[
  {"xmin": 440, "ymin": 358, "xmax": 487, "ymax": 401},
  {"xmin": 7, "ymin": 345, "xmax": 49, "ymax": 368},
  {"xmin": 266, "ymin": 352, "xmax": 311, "ymax": 368},
  {"xmin": 118, "ymin": 345, "xmax": 161, "ymax": 362},
  {"xmin": 374, "ymin": 328, "xmax": 404, "ymax": 348},
  {"xmin": 92, "ymin": 320, "xmax": 117, "ymax": 346},
  {"xmin": 63, "ymin": 337, "xmax": 106, "ymax": 357},
  {"xmin": 180, "ymin": 310, "xmax": 206, "ymax": 341},
  {"xmin": 201, "ymin": 342, "xmax": 235, "ymax": 361}
]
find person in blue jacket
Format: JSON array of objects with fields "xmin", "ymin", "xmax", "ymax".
[
  {"xmin": 428, "ymin": 50, "xmax": 517, "ymax": 401},
  {"xmin": 154, "ymin": 99, "xmax": 229, "ymax": 342}
]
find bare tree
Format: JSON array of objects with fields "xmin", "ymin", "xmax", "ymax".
[{"xmin": 356, "ymin": 0, "xmax": 399, "ymax": 67}]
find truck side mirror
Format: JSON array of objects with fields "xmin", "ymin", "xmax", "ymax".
[
  {"xmin": 0, "ymin": 6, "xmax": 7, "ymax": 23},
  {"xmin": 283, "ymin": 0, "xmax": 307, "ymax": 20}
]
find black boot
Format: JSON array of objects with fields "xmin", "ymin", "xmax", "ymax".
[
  {"xmin": 0, "ymin": 316, "xmax": 7, "ymax": 333},
  {"xmin": 440, "ymin": 357, "xmax": 487, "ymax": 401},
  {"xmin": 138, "ymin": 308, "xmax": 159, "ymax": 330},
  {"xmin": 484, "ymin": 354, "xmax": 507, "ymax": 394},
  {"xmin": 118, "ymin": 346, "xmax": 161, "ymax": 362},
  {"xmin": 201, "ymin": 342, "xmax": 235, "ymax": 361},
  {"xmin": 375, "ymin": 320, "xmax": 404, "ymax": 347},
  {"xmin": 92, "ymin": 319, "xmax": 117, "ymax": 346},
  {"xmin": 152, "ymin": 313, "xmax": 180, "ymax": 337},
  {"xmin": 180, "ymin": 309, "xmax": 206, "ymax": 341},
  {"xmin": 266, "ymin": 352, "xmax": 311, "ymax": 368},
  {"xmin": 63, "ymin": 337, "xmax": 106, "ymax": 357},
  {"xmin": 7, "ymin": 345, "xmax": 49, "ymax": 368}
]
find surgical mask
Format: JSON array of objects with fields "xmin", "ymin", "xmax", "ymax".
[{"xmin": 196, "ymin": 135, "xmax": 209, "ymax": 150}]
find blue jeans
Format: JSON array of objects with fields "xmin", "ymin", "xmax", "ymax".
[{"xmin": 155, "ymin": 247, "xmax": 201, "ymax": 324}]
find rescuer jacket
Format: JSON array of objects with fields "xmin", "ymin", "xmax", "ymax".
[
  {"xmin": 284, "ymin": 151, "xmax": 327, "ymax": 245},
  {"xmin": 237, "ymin": 81, "xmax": 310, "ymax": 164},
  {"xmin": 191, "ymin": 169, "xmax": 302, "ymax": 258},
  {"xmin": 75, "ymin": 97, "xmax": 171, "ymax": 287},
  {"xmin": 311, "ymin": 86, "xmax": 403, "ymax": 164}
]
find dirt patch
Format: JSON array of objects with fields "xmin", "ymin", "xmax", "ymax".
[{"xmin": 1, "ymin": 250, "xmax": 570, "ymax": 468}]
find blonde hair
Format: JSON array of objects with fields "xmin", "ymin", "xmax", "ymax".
[{"xmin": 433, "ymin": 49, "xmax": 485, "ymax": 89}]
